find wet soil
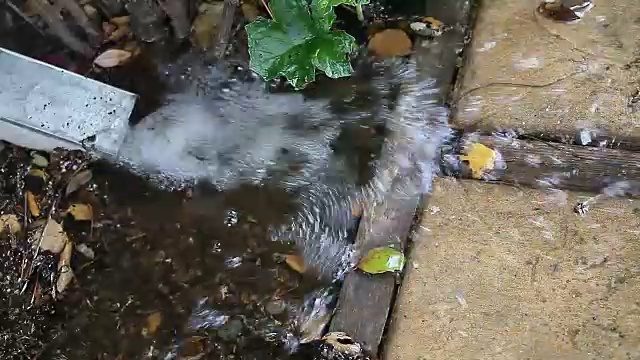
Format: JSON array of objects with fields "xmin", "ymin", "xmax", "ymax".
[{"xmin": 0, "ymin": 145, "xmax": 339, "ymax": 359}]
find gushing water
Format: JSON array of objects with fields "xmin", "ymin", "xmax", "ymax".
[{"xmin": 113, "ymin": 58, "xmax": 452, "ymax": 281}]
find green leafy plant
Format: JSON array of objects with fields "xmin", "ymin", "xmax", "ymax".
[{"xmin": 245, "ymin": 0, "xmax": 368, "ymax": 89}]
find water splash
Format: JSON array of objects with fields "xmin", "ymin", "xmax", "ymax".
[{"xmin": 112, "ymin": 57, "xmax": 452, "ymax": 281}]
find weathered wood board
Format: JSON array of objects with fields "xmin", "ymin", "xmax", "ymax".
[
  {"xmin": 458, "ymin": 134, "xmax": 640, "ymax": 197},
  {"xmin": 328, "ymin": 0, "xmax": 473, "ymax": 353}
]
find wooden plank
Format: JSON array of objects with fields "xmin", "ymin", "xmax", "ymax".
[
  {"xmin": 328, "ymin": 0, "xmax": 473, "ymax": 354},
  {"xmin": 457, "ymin": 135, "xmax": 640, "ymax": 197}
]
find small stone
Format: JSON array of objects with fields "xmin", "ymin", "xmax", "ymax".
[{"xmin": 265, "ymin": 299, "xmax": 287, "ymax": 316}]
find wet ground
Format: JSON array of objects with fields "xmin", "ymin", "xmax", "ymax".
[{"xmin": 0, "ymin": 2, "xmax": 404, "ymax": 358}]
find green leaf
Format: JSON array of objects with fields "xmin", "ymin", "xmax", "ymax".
[
  {"xmin": 357, "ymin": 247, "xmax": 405, "ymax": 274},
  {"xmin": 245, "ymin": 0, "xmax": 356, "ymax": 89}
]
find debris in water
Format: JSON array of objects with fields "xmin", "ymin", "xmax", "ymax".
[
  {"xmin": 67, "ymin": 203, "xmax": 94, "ymax": 221},
  {"xmin": 367, "ymin": 29, "xmax": 412, "ymax": 57},
  {"xmin": 357, "ymin": 247, "xmax": 405, "ymax": 274},
  {"xmin": 459, "ymin": 142, "xmax": 497, "ymax": 179},
  {"xmin": 410, "ymin": 17, "xmax": 446, "ymax": 37},
  {"xmin": 284, "ymin": 254, "xmax": 306, "ymax": 274},
  {"xmin": 142, "ymin": 311, "xmax": 163, "ymax": 337}
]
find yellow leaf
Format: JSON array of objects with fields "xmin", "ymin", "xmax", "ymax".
[
  {"xmin": 367, "ymin": 29, "xmax": 412, "ymax": 57},
  {"xmin": 284, "ymin": 254, "xmax": 305, "ymax": 273},
  {"xmin": 68, "ymin": 203, "xmax": 93, "ymax": 221},
  {"xmin": 0, "ymin": 214, "xmax": 21, "ymax": 234},
  {"xmin": 459, "ymin": 143, "xmax": 496, "ymax": 179},
  {"xmin": 93, "ymin": 49, "xmax": 132, "ymax": 68},
  {"xmin": 143, "ymin": 311, "xmax": 162, "ymax": 337},
  {"xmin": 27, "ymin": 191, "xmax": 40, "ymax": 217}
]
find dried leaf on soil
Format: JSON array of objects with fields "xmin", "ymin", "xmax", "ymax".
[
  {"xmin": 459, "ymin": 142, "xmax": 496, "ymax": 179},
  {"xmin": 284, "ymin": 254, "xmax": 305, "ymax": 273},
  {"xmin": 93, "ymin": 49, "xmax": 133, "ymax": 68},
  {"xmin": 38, "ymin": 219, "xmax": 69, "ymax": 254},
  {"xmin": 0, "ymin": 214, "xmax": 21, "ymax": 234},
  {"xmin": 357, "ymin": 247, "xmax": 405, "ymax": 274},
  {"xmin": 191, "ymin": 2, "xmax": 225, "ymax": 50},
  {"xmin": 66, "ymin": 169, "xmax": 92, "ymax": 196},
  {"xmin": 109, "ymin": 15, "xmax": 130, "ymax": 26},
  {"xmin": 56, "ymin": 241, "xmax": 74, "ymax": 293},
  {"xmin": 27, "ymin": 191, "xmax": 40, "ymax": 217},
  {"xmin": 67, "ymin": 203, "xmax": 93, "ymax": 221},
  {"xmin": 142, "ymin": 311, "xmax": 162, "ymax": 337},
  {"xmin": 367, "ymin": 29, "xmax": 412, "ymax": 57}
]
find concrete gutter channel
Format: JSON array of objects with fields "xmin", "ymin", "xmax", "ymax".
[{"xmin": 3, "ymin": 0, "xmax": 640, "ymax": 357}]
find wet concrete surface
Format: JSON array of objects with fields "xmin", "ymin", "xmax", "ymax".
[{"xmin": 387, "ymin": 178, "xmax": 640, "ymax": 359}]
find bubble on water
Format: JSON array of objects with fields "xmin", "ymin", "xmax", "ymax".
[{"xmin": 187, "ymin": 298, "xmax": 229, "ymax": 330}]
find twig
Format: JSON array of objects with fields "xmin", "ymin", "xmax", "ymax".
[
  {"xmin": 211, "ymin": 0, "xmax": 239, "ymax": 59},
  {"xmin": 21, "ymin": 195, "xmax": 59, "ymax": 293},
  {"xmin": 260, "ymin": 0, "xmax": 273, "ymax": 19},
  {"xmin": 29, "ymin": 0, "xmax": 92, "ymax": 55},
  {"xmin": 5, "ymin": 0, "xmax": 45, "ymax": 35}
]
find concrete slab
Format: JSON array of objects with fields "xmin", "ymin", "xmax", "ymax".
[
  {"xmin": 385, "ymin": 178, "xmax": 640, "ymax": 359},
  {"xmin": 453, "ymin": 0, "xmax": 640, "ymax": 135}
]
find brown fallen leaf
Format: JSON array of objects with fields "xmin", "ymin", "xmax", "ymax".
[
  {"xmin": 66, "ymin": 169, "xmax": 93, "ymax": 196},
  {"xmin": 37, "ymin": 219, "xmax": 69, "ymax": 254},
  {"xmin": 191, "ymin": 2, "xmax": 225, "ymax": 50},
  {"xmin": 109, "ymin": 15, "xmax": 130, "ymax": 26},
  {"xmin": 142, "ymin": 311, "xmax": 162, "ymax": 337},
  {"xmin": 56, "ymin": 241, "xmax": 74, "ymax": 293},
  {"xmin": 102, "ymin": 21, "xmax": 117, "ymax": 36},
  {"xmin": 67, "ymin": 203, "xmax": 93, "ymax": 221},
  {"xmin": 537, "ymin": 1, "xmax": 580, "ymax": 22},
  {"xmin": 367, "ymin": 29, "xmax": 412, "ymax": 57},
  {"xmin": 0, "ymin": 214, "xmax": 21, "ymax": 234},
  {"xmin": 27, "ymin": 191, "xmax": 40, "ymax": 217},
  {"xmin": 93, "ymin": 49, "xmax": 133, "ymax": 68},
  {"xmin": 107, "ymin": 24, "xmax": 131, "ymax": 42},
  {"xmin": 284, "ymin": 254, "xmax": 305, "ymax": 273}
]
